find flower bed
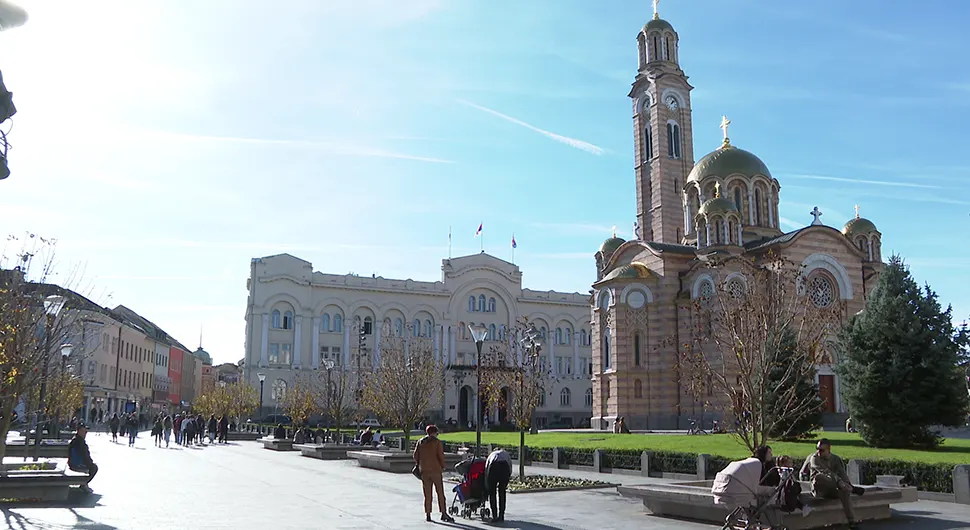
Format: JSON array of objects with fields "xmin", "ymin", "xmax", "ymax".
[{"xmin": 508, "ymin": 474, "xmax": 615, "ymax": 494}]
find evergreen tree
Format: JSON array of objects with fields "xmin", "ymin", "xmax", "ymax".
[
  {"xmin": 765, "ymin": 327, "xmax": 822, "ymax": 439},
  {"xmin": 838, "ymin": 255, "xmax": 969, "ymax": 449}
]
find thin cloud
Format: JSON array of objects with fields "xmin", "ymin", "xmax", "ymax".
[
  {"xmin": 779, "ymin": 217, "xmax": 802, "ymax": 231},
  {"xmin": 457, "ymin": 100, "xmax": 605, "ymax": 155},
  {"xmin": 529, "ymin": 221, "xmax": 620, "ymax": 235},
  {"xmin": 783, "ymin": 173, "xmax": 943, "ymax": 190},
  {"xmin": 528, "ymin": 252, "xmax": 591, "ymax": 260}
]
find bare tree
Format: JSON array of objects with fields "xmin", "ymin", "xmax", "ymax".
[
  {"xmin": 317, "ymin": 361, "xmax": 354, "ymax": 441},
  {"xmin": 482, "ymin": 319, "xmax": 553, "ymax": 478},
  {"xmin": 675, "ymin": 253, "xmax": 841, "ymax": 453},
  {"xmin": 0, "ymin": 235, "xmax": 90, "ymax": 465},
  {"xmin": 360, "ymin": 323, "xmax": 443, "ymax": 447}
]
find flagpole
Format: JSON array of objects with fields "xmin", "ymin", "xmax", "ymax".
[{"xmin": 481, "ymin": 227, "xmax": 484, "ymax": 253}]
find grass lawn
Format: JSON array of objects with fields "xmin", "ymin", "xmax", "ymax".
[{"xmin": 438, "ymin": 431, "xmax": 970, "ymax": 465}]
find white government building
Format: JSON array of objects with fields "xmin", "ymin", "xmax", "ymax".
[{"xmin": 243, "ymin": 252, "xmax": 594, "ymax": 428}]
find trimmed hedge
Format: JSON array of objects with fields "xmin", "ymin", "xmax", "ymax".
[
  {"xmin": 860, "ymin": 459, "xmax": 954, "ymax": 494},
  {"xmin": 603, "ymin": 449, "xmax": 642, "ymax": 471},
  {"xmin": 650, "ymin": 450, "xmax": 699, "ymax": 475}
]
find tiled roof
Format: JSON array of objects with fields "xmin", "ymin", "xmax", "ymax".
[{"xmin": 743, "ymin": 228, "xmax": 807, "ymax": 251}]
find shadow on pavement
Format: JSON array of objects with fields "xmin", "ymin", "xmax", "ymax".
[
  {"xmin": 493, "ymin": 521, "xmax": 564, "ymax": 530},
  {"xmin": 2, "ymin": 507, "xmax": 117, "ymax": 530},
  {"xmin": 0, "ymin": 491, "xmax": 104, "ymax": 510}
]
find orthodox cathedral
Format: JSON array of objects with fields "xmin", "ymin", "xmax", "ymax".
[{"xmin": 589, "ymin": 7, "xmax": 884, "ymax": 431}]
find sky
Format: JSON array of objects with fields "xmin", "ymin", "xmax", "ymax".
[{"xmin": 1, "ymin": 0, "xmax": 968, "ymax": 365}]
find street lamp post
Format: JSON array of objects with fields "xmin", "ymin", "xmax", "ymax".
[
  {"xmin": 257, "ymin": 372, "xmax": 266, "ymax": 423},
  {"xmin": 468, "ymin": 323, "xmax": 489, "ymax": 458},
  {"xmin": 324, "ymin": 359, "xmax": 335, "ymax": 427},
  {"xmin": 516, "ymin": 323, "xmax": 542, "ymax": 478},
  {"xmin": 32, "ymin": 295, "xmax": 66, "ymax": 460},
  {"xmin": 55, "ymin": 344, "xmax": 72, "ymax": 437}
]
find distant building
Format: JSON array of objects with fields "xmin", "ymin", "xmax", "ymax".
[{"xmin": 215, "ymin": 363, "xmax": 241, "ymax": 385}]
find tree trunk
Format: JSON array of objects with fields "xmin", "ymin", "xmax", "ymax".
[
  {"xmin": 518, "ymin": 429, "xmax": 525, "ymax": 479},
  {"xmin": 0, "ymin": 403, "xmax": 13, "ymax": 476}
]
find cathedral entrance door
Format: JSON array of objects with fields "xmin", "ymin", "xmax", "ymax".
[
  {"xmin": 818, "ymin": 375, "xmax": 836, "ymax": 413},
  {"xmin": 458, "ymin": 387, "xmax": 470, "ymax": 426}
]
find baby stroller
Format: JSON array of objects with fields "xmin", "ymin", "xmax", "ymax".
[
  {"xmin": 711, "ymin": 457, "xmax": 796, "ymax": 530},
  {"xmin": 448, "ymin": 457, "xmax": 491, "ymax": 520}
]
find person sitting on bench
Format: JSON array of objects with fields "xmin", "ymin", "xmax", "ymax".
[{"xmin": 68, "ymin": 423, "xmax": 98, "ymax": 493}]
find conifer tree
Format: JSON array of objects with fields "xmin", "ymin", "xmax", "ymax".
[
  {"xmin": 766, "ymin": 328, "xmax": 822, "ymax": 439},
  {"xmin": 838, "ymin": 255, "xmax": 969, "ymax": 448}
]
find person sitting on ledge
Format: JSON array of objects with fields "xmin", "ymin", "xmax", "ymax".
[
  {"xmin": 68, "ymin": 424, "xmax": 98, "ymax": 493},
  {"xmin": 273, "ymin": 423, "xmax": 287, "ymax": 440},
  {"xmin": 800, "ymin": 438, "xmax": 865, "ymax": 530}
]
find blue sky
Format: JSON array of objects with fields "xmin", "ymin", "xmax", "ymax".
[{"xmin": 2, "ymin": 0, "xmax": 967, "ymax": 364}]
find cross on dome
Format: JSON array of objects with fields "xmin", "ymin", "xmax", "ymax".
[
  {"xmin": 720, "ymin": 115, "xmax": 732, "ymax": 147},
  {"xmin": 652, "ymin": 0, "xmax": 660, "ymax": 19},
  {"xmin": 612, "ymin": 225, "xmax": 617, "ymax": 238},
  {"xmin": 854, "ymin": 204, "xmax": 861, "ymax": 219},
  {"xmin": 810, "ymin": 206, "xmax": 823, "ymax": 226}
]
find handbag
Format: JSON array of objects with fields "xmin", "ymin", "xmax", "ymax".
[{"xmin": 411, "ymin": 464, "xmax": 422, "ymax": 480}]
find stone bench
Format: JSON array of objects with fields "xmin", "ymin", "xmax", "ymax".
[
  {"xmin": 294, "ymin": 444, "xmax": 359, "ymax": 460},
  {"xmin": 260, "ymin": 438, "xmax": 295, "ymax": 451},
  {"xmin": 617, "ymin": 480, "xmax": 915, "ymax": 530},
  {"xmin": 0, "ymin": 462, "xmax": 89, "ymax": 501},
  {"xmin": 3, "ymin": 441, "xmax": 70, "ymax": 458},
  {"xmin": 226, "ymin": 431, "xmax": 263, "ymax": 442},
  {"xmin": 348, "ymin": 450, "xmax": 464, "ymax": 474}
]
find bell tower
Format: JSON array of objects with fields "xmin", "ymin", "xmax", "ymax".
[{"xmin": 630, "ymin": 1, "xmax": 695, "ymax": 244}]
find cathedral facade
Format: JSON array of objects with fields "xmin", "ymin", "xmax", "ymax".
[{"xmin": 589, "ymin": 9, "xmax": 884, "ymax": 431}]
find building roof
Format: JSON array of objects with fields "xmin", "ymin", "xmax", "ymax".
[
  {"xmin": 687, "ymin": 144, "xmax": 772, "ymax": 182},
  {"xmin": 193, "ymin": 347, "xmax": 212, "ymax": 365},
  {"xmin": 643, "ymin": 17, "xmax": 674, "ymax": 32}
]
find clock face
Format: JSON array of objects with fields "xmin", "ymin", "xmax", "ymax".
[{"xmin": 665, "ymin": 95, "xmax": 679, "ymax": 111}]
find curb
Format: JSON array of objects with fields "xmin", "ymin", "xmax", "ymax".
[{"xmin": 510, "ymin": 482, "xmax": 618, "ymax": 494}]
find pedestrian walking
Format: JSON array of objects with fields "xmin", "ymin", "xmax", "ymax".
[
  {"xmin": 127, "ymin": 414, "xmax": 138, "ymax": 446},
  {"xmin": 412, "ymin": 424, "xmax": 455, "ymax": 523},
  {"xmin": 207, "ymin": 415, "xmax": 217, "ymax": 444},
  {"xmin": 163, "ymin": 414, "xmax": 173, "ymax": 448},
  {"xmin": 218, "ymin": 415, "xmax": 229, "ymax": 444},
  {"xmin": 109, "ymin": 413, "xmax": 120, "ymax": 443}
]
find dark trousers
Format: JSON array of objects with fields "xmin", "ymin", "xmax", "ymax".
[
  {"xmin": 486, "ymin": 461, "xmax": 512, "ymax": 518},
  {"xmin": 71, "ymin": 462, "xmax": 98, "ymax": 485}
]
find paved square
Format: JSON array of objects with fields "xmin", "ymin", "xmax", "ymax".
[{"xmin": 3, "ymin": 433, "xmax": 969, "ymax": 529}]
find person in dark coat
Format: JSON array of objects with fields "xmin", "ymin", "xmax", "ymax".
[
  {"xmin": 218, "ymin": 415, "xmax": 229, "ymax": 443},
  {"xmin": 273, "ymin": 423, "xmax": 287, "ymax": 439},
  {"xmin": 68, "ymin": 424, "xmax": 98, "ymax": 493}
]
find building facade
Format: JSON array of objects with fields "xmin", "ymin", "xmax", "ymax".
[
  {"xmin": 153, "ymin": 342, "xmax": 171, "ymax": 414},
  {"xmin": 589, "ymin": 8, "xmax": 883, "ymax": 430},
  {"xmin": 244, "ymin": 253, "xmax": 594, "ymax": 427},
  {"xmin": 215, "ymin": 363, "xmax": 241, "ymax": 385},
  {"xmin": 168, "ymin": 346, "xmax": 184, "ymax": 409}
]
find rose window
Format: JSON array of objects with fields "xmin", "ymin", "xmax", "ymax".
[
  {"xmin": 808, "ymin": 276, "xmax": 835, "ymax": 308},
  {"xmin": 698, "ymin": 280, "xmax": 715, "ymax": 301},
  {"xmin": 727, "ymin": 279, "xmax": 745, "ymax": 299}
]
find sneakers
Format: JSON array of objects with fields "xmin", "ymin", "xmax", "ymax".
[
  {"xmin": 79, "ymin": 484, "xmax": 93, "ymax": 494},
  {"xmin": 440, "ymin": 514, "xmax": 455, "ymax": 523},
  {"xmin": 801, "ymin": 505, "xmax": 813, "ymax": 518},
  {"xmin": 425, "ymin": 514, "xmax": 431, "ymax": 522},
  {"xmin": 852, "ymin": 486, "xmax": 866, "ymax": 496}
]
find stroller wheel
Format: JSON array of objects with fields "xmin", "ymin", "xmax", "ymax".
[{"xmin": 481, "ymin": 508, "xmax": 490, "ymax": 519}]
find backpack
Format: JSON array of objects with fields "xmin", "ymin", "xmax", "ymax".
[{"xmin": 779, "ymin": 478, "xmax": 802, "ymax": 512}]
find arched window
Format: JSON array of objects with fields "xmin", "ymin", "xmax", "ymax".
[
  {"xmin": 560, "ymin": 388, "xmax": 571, "ymax": 407},
  {"xmin": 539, "ymin": 391, "xmax": 546, "ymax": 407},
  {"xmin": 644, "ymin": 123, "xmax": 653, "ymax": 161},
  {"xmin": 653, "ymin": 35, "xmax": 659, "ymax": 60},
  {"xmin": 333, "ymin": 314, "xmax": 342, "ymax": 333},
  {"xmin": 488, "ymin": 297, "xmax": 496, "ymax": 313},
  {"xmin": 271, "ymin": 310, "xmax": 281, "ymax": 329},
  {"xmin": 580, "ymin": 329, "xmax": 587, "ymax": 346},
  {"xmin": 488, "ymin": 324, "xmax": 496, "ymax": 341},
  {"xmin": 363, "ymin": 316, "xmax": 373, "ymax": 335},
  {"xmin": 634, "ymin": 333, "xmax": 642, "ymax": 366},
  {"xmin": 394, "ymin": 318, "xmax": 403, "ymax": 337},
  {"xmin": 734, "ymin": 188, "xmax": 742, "ymax": 211},
  {"xmin": 478, "ymin": 295, "xmax": 486, "ymax": 312},
  {"xmin": 564, "ymin": 328, "xmax": 572, "ymax": 345},
  {"xmin": 499, "ymin": 325, "xmax": 506, "ymax": 341},
  {"xmin": 599, "ymin": 290, "xmax": 611, "ymax": 310},
  {"xmin": 424, "ymin": 320, "xmax": 433, "ymax": 338},
  {"xmin": 321, "ymin": 314, "xmax": 330, "ymax": 333},
  {"xmin": 663, "ymin": 36, "xmax": 670, "ymax": 60},
  {"xmin": 556, "ymin": 328, "xmax": 563, "ymax": 345},
  {"xmin": 755, "ymin": 189, "xmax": 763, "ymax": 225},
  {"xmin": 540, "ymin": 327, "xmax": 547, "ymax": 342},
  {"xmin": 585, "ymin": 387, "xmax": 593, "ymax": 406},
  {"xmin": 666, "ymin": 122, "xmax": 682, "ymax": 159},
  {"xmin": 282, "ymin": 311, "xmax": 293, "ymax": 330},
  {"xmin": 412, "ymin": 319, "xmax": 420, "ymax": 337},
  {"xmin": 634, "ymin": 379, "xmax": 643, "ymax": 399},
  {"xmin": 637, "ymin": 33, "xmax": 646, "ymax": 69},
  {"xmin": 468, "ymin": 296, "xmax": 476, "ymax": 312},
  {"xmin": 603, "ymin": 328, "xmax": 611, "ymax": 369}
]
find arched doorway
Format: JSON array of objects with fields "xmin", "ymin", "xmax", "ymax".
[
  {"xmin": 498, "ymin": 387, "xmax": 509, "ymax": 424},
  {"xmin": 459, "ymin": 386, "xmax": 471, "ymax": 426}
]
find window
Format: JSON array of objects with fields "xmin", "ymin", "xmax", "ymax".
[
  {"xmin": 644, "ymin": 123, "xmax": 653, "ymax": 160},
  {"xmin": 560, "ymin": 388, "xmax": 571, "ymax": 407},
  {"xmin": 635, "ymin": 379, "xmax": 643, "ymax": 399},
  {"xmin": 698, "ymin": 279, "xmax": 715, "ymax": 301},
  {"xmin": 363, "ymin": 316, "xmax": 373, "ymax": 335},
  {"xmin": 332, "ymin": 347, "xmax": 341, "ymax": 364},
  {"xmin": 755, "ymin": 189, "xmax": 763, "ymax": 225},
  {"xmin": 564, "ymin": 328, "xmax": 572, "ymax": 345},
  {"xmin": 268, "ymin": 343, "xmax": 280, "ymax": 364},
  {"xmin": 664, "ymin": 36, "xmax": 671, "ymax": 60},
  {"xmin": 478, "ymin": 295, "xmax": 486, "ymax": 312},
  {"xmin": 321, "ymin": 314, "xmax": 330, "ymax": 332},
  {"xmin": 411, "ymin": 319, "xmax": 419, "ymax": 337},
  {"xmin": 556, "ymin": 328, "xmax": 563, "ymax": 345},
  {"xmin": 488, "ymin": 297, "xmax": 496, "ymax": 313},
  {"xmin": 585, "ymin": 387, "xmax": 593, "ymax": 407},
  {"xmin": 580, "ymin": 329, "xmax": 587, "ymax": 346},
  {"xmin": 488, "ymin": 324, "xmax": 496, "ymax": 341},
  {"xmin": 424, "ymin": 320, "xmax": 433, "ymax": 338},
  {"xmin": 734, "ymin": 188, "xmax": 743, "ymax": 211},
  {"xmin": 634, "ymin": 333, "xmax": 642, "ymax": 366},
  {"xmin": 539, "ymin": 391, "xmax": 546, "ymax": 407},
  {"xmin": 283, "ymin": 311, "xmax": 293, "ymax": 330},
  {"xmin": 468, "ymin": 296, "xmax": 476, "ymax": 312},
  {"xmin": 281, "ymin": 344, "xmax": 292, "ymax": 364},
  {"xmin": 666, "ymin": 122, "xmax": 682, "ymax": 159},
  {"xmin": 653, "ymin": 36, "xmax": 659, "ymax": 60},
  {"xmin": 333, "ymin": 314, "xmax": 343, "ymax": 333},
  {"xmin": 394, "ymin": 318, "xmax": 403, "ymax": 336},
  {"xmin": 603, "ymin": 328, "xmax": 611, "ymax": 369},
  {"xmin": 808, "ymin": 275, "xmax": 835, "ymax": 308},
  {"xmin": 637, "ymin": 33, "xmax": 646, "ymax": 68}
]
